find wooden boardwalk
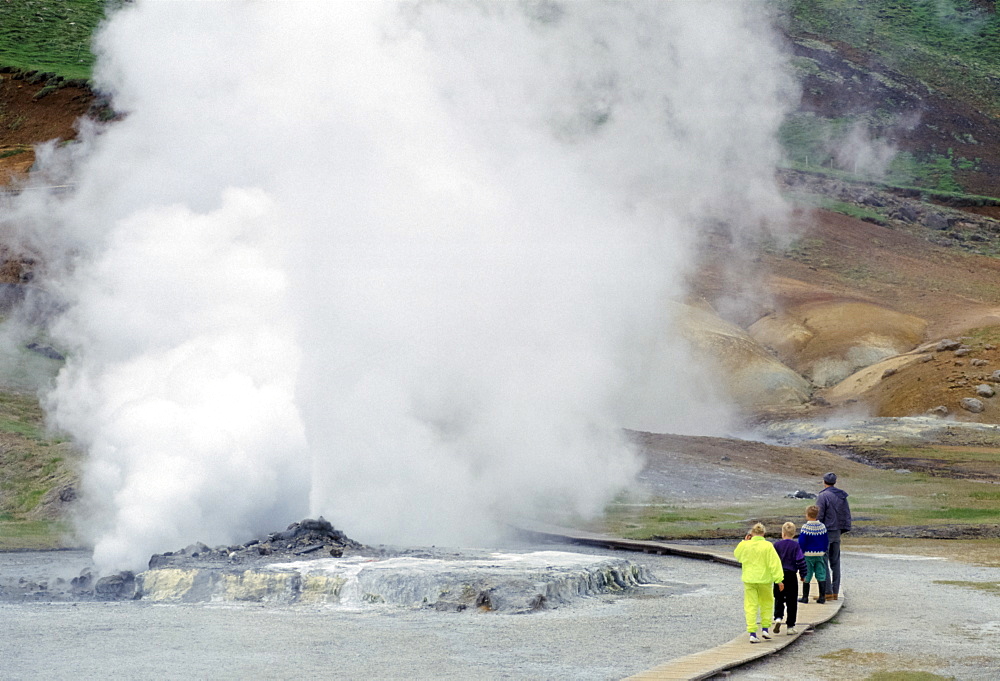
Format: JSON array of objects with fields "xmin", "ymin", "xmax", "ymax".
[
  {"xmin": 515, "ymin": 524, "xmax": 844, "ymax": 681},
  {"xmin": 624, "ymin": 593, "xmax": 842, "ymax": 680}
]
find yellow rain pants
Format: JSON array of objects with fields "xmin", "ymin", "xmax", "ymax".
[{"xmin": 743, "ymin": 582, "xmax": 774, "ymax": 633}]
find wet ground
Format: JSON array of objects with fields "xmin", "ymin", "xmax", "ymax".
[
  {"xmin": 1, "ymin": 544, "xmax": 740, "ymax": 680},
  {"xmin": 3, "ymin": 542, "xmax": 999, "ymax": 680}
]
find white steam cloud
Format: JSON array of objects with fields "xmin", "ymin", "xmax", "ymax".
[{"xmin": 5, "ymin": 1, "xmax": 793, "ymax": 572}]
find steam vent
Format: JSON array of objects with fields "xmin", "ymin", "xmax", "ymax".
[{"xmin": 66, "ymin": 519, "xmax": 652, "ymax": 612}]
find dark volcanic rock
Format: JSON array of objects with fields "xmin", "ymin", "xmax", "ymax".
[
  {"xmin": 147, "ymin": 517, "xmax": 365, "ymax": 569},
  {"xmin": 936, "ymin": 339, "xmax": 961, "ymax": 352},
  {"xmin": 71, "ymin": 569, "xmax": 93, "ymax": 591},
  {"xmin": 94, "ymin": 571, "xmax": 136, "ymax": 600},
  {"xmin": 925, "ymin": 212, "xmax": 954, "ymax": 230},
  {"xmin": 26, "ymin": 342, "xmax": 65, "ymax": 361},
  {"xmin": 785, "ymin": 490, "xmax": 817, "ymax": 499}
]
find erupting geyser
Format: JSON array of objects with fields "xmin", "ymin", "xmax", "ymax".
[{"xmin": 2, "ymin": 1, "xmax": 794, "ymax": 572}]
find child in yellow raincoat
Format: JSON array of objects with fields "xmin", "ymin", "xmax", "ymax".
[{"xmin": 734, "ymin": 522, "xmax": 785, "ymax": 644}]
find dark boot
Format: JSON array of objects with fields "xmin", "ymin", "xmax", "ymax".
[
  {"xmin": 816, "ymin": 581, "xmax": 826, "ymax": 604},
  {"xmin": 798, "ymin": 583, "xmax": 810, "ymax": 604}
]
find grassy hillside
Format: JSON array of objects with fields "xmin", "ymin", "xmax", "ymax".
[
  {"xmin": 0, "ymin": 390, "xmax": 78, "ymax": 549},
  {"xmin": 786, "ymin": 0, "xmax": 1000, "ymax": 117},
  {"xmin": 779, "ymin": 1, "xmax": 1000, "ymax": 199},
  {"xmin": 0, "ymin": 0, "xmax": 118, "ymax": 81}
]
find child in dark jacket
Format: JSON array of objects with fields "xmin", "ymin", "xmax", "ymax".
[
  {"xmin": 798, "ymin": 504, "xmax": 829, "ymax": 604},
  {"xmin": 772, "ymin": 521, "xmax": 807, "ymax": 634}
]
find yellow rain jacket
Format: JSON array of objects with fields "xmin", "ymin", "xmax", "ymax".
[{"xmin": 733, "ymin": 536, "xmax": 784, "ymax": 584}]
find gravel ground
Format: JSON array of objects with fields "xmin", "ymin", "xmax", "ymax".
[
  {"xmin": 729, "ymin": 549, "xmax": 1000, "ymax": 681},
  {"xmin": 4, "ymin": 544, "xmax": 998, "ymax": 680}
]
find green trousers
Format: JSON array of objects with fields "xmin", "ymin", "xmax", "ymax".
[
  {"xmin": 805, "ymin": 555, "xmax": 827, "ymax": 583},
  {"xmin": 743, "ymin": 582, "xmax": 775, "ymax": 633}
]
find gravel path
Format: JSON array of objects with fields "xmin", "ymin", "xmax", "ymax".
[{"xmin": 3, "ymin": 545, "xmax": 998, "ymax": 680}]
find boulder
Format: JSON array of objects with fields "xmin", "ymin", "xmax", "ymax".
[
  {"xmin": 926, "ymin": 212, "xmax": 954, "ymax": 230},
  {"xmin": 976, "ymin": 384, "xmax": 996, "ymax": 398},
  {"xmin": 785, "ymin": 490, "xmax": 817, "ymax": 499},
  {"xmin": 893, "ymin": 204, "xmax": 919, "ymax": 222},
  {"xmin": 961, "ymin": 397, "xmax": 985, "ymax": 413},
  {"xmin": 94, "ymin": 571, "xmax": 136, "ymax": 601},
  {"xmin": 182, "ymin": 542, "xmax": 212, "ymax": 557}
]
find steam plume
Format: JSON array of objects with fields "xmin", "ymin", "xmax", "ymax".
[{"xmin": 6, "ymin": 1, "xmax": 793, "ymax": 572}]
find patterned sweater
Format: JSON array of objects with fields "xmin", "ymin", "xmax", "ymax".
[{"xmin": 797, "ymin": 520, "xmax": 829, "ymax": 557}]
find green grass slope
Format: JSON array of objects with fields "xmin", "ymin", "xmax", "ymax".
[
  {"xmin": 785, "ymin": 0, "xmax": 1000, "ymax": 117},
  {"xmin": 0, "ymin": 0, "xmax": 120, "ymax": 81},
  {"xmin": 0, "ymin": 390, "xmax": 78, "ymax": 549},
  {"xmin": 779, "ymin": 0, "xmax": 1000, "ymax": 198}
]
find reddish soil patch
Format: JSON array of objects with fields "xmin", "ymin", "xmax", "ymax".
[
  {"xmin": 847, "ymin": 341, "xmax": 1000, "ymax": 421},
  {"xmin": 957, "ymin": 204, "xmax": 1000, "ymax": 221},
  {"xmin": 765, "ymin": 209, "xmax": 1000, "ymax": 339},
  {"xmin": 698, "ymin": 205, "xmax": 1000, "ymax": 421},
  {"xmin": 0, "ymin": 73, "xmax": 93, "ymax": 185},
  {"xmin": 698, "ymin": 207, "xmax": 1000, "ymax": 338}
]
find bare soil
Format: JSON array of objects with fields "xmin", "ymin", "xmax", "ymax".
[{"xmin": 0, "ymin": 71, "xmax": 93, "ymax": 184}]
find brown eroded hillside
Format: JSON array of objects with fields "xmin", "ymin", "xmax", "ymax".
[
  {"xmin": 698, "ymin": 199, "xmax": 1000, "ymax": 421},
  {"xmin": 4, "ymin": 39, "xmax": 1000, "ymax": 425},
  {"xmin": 0, "ymin": 69, "xmax": 93, "ymax": 185}
]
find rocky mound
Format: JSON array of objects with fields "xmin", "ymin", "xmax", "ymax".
[
  {"xmin": 779, "ymin": 170, "xmax": 1000, "ymax": 255},
  {"xmin": 0, "ymin": 517, "xmax": 364, "ymax": 602},
  {"xmin": 1, "ymin": 518, "xmax": 653, "ymax": 613},
  {"xmin": 821, "ymin": 336, "xmax": 1000, "ymax": 422},
  {"xmin": 675, "ymin": 303, "xmax": 812, "ymax": 409},
  {"xmin": 147, "ymin": 517, "xmax": 364, "ymax": 569},
  {"xmin": 748, "ymin": 300, "xmax": 927, "ymax": 387},
  {"xmin": 137, "ymin": 550, "xmax": 651, "ymax": 612}
]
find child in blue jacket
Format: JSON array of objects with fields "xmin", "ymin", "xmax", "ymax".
[{"xmin": 798, "ymin": 504, "xmax": 829, "ymax": 604}]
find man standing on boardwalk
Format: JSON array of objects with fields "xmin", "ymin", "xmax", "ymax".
[{"xmin": 816, "ymin": 472, "xmax": 851, "ymax": 600}]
